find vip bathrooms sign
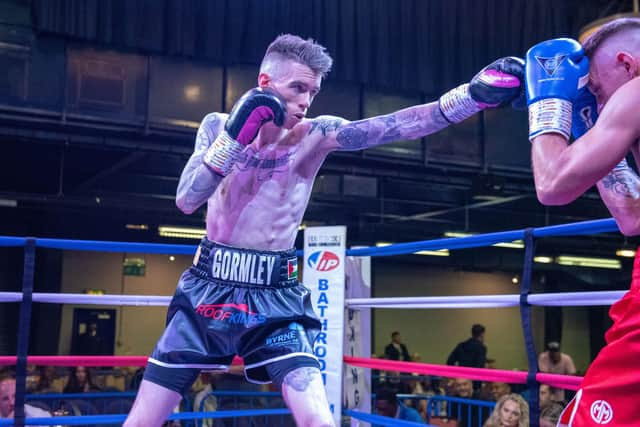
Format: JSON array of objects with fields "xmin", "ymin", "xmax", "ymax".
[{"xmin": 304, "ymin": 226, "xmax": 346, "ymax": 426}]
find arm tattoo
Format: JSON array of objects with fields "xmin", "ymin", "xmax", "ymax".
[
  {"xmin": 335, "ymin": 102, "xmax": 450, "ymax": 151},
  {"xmin": 282, "ymin": 367, "xmax": 319, "ymax": 392},
  {"xmin": 309, "ymin": 117, "xmax": 344, "ymax": 136},
  {"xmin": 176, "ymin": 114, "xmax": 224, "ymax": 212},
  {"xmin": 601, "ymin": 160, "xmax": 640, "ymax": 199}
]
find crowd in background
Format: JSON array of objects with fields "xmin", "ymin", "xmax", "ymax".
[
  {"xmin": 374, "ymin": 326, "xmax": 578, "ymax": 426},
  {"xmin": 1, "ymin": 324, "xmax": 577, "ymax": 427}
]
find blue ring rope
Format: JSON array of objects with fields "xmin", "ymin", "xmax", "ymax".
[
  {"xmin": 0, "ymin": 217, "xmax": 618, "ymax": 257},
  {"xmin": 0, "ymin": 409, "xmax": 291, "ymax": 426}
]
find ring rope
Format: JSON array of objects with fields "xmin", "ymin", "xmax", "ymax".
[
  {"xmin": 0, "ymin": 290, "xmax": 626, "ymax": 307},
  {"xmin": 0, "ymin": 354, "xmax": 582, "ymax": 391},
  {"xmin": 343, "ymin": 356, "xmax": 582, "ymax": 390},
  {"xmin": 0, "ymin": 409, "xmax": 292, "ymax": 426},
  {"xmin": 0, "ymin": 217, "xmax": 618, "ymax": 257}
]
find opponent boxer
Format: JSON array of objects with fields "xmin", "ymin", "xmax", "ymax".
[
  {"xmin": 124, "ymin": 34, "xmax": 525, "ymax": 427},
  {"xmin": 525, "ymin": 18, "xmax": 640, "ymax": 426}
]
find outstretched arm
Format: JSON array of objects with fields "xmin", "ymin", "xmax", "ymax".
[
  {"xmin": 175, "ymin": 113, "xmax": 225, "ymax": 214},
  {"xmin": 312, "ymin": 102, "xmax": 450, "ymax": 151},
  {"xmin": 315, "ymin": 57, "xmax": 524, "ymax": 152}
]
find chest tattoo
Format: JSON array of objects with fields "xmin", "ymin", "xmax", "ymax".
[{"xmin": 235, "ymin": 148, "xmax": 293, "ymax": 181}]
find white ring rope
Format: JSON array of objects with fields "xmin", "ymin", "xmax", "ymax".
[
  {"xmin": 0, "ymin": 292, "xmax": 171, "ymax": 306},
  {"xmin": 346, "ymin": 290, "xmax": 626, "ymax": 309},
  {"xmin": 0, "ymin": 290, "xmax": 625, "ymax": 308}
]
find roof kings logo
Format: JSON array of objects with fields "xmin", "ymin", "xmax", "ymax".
[
  {"xmin": 307, "ymin": 251, "xmax": 340, "ymax": 272},
  {"xmin": 535, "ymin": 54, "xmax": 568, "ymax": 77}
]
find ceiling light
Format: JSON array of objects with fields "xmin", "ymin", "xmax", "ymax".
[
  {"xmin": 512, "ymin": 276, "xmax": 519, "ymax": 284},
  {"xmin": 444, "ymin": 232, "xmax": 524, "ymax": 249},
  {"xmin": 556, "ymin": 255, "xmax": 621, "ymax": 270},
  {"xmin": 126, "ymin": 224, "xmax": 149, "ymax": 230},
  {"xmin": 158, "ymin": 226, "xmax": 206, "ymax": 240},
  {"xmin": 184, "ymin": 85, "xmax": 201, "ymax": 102},
  {"xmin": 414, "ymin": 249, "xmax": 449, "ymax": 257},
  {"xmin": 376, "ymin": 242, "xmax": 449, "ymax": 256},
  {"xmin": 169, "ymin": 256, "xmax": 175, "ymax": 261},
  {"xmin": 0, "ymin": 198, "xmax": 17, "ymax": 208},
  {"xmin": 534, "ymin": 256, "xmax": 553, "ymax": 264},
  {"xmin": 616, "ymin": 248, "xmax": 636, "ymax": 258}
]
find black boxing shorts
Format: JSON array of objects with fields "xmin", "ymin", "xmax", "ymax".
[{"xmin": 144, "ymin": 238, "xmax": 321, "ymax": 394}]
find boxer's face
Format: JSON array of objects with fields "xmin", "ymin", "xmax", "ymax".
[{"xmin": 259, "ymin": 60, "xmax": 322, "ymax": 129}]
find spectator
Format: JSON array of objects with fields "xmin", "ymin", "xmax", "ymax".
[
  {"xmin": 489, "ymin": 382, "xmax": 512, "ymax": 402},
  {"xmin": 24, "ymin": 365, "xmax": 40, "ymax": 394},
  {"xmin": 537, "ymin": 342, "xmax": 576, "ymax": 402},
  {"xmin": 448, "ymin": 378, "xmax": 487, "ymax": 427},
  {"xmin": 374, "ymin": 387, "xmax": 424, "ymax": 424},
  {"xmin": 416, "ymin": 376, "xmax": 446, "ymax": 418},
  {"xmin": 447, "ymin": 324, "xmax": 487, "ymax": 369},
  {"xmin": 538, "ymin": 384, "xmax": 552, "ymax": 410},
  {"xmin": 77, "ymin": 323, "xmax": 108, "ymax": 355},
  {"xmin": 384, "ymin": 331, "xmax": 412, "ymax": 361},
  {"xmin": 451, "ymin": 378, "xmax": 477, "ymax": 400},
  {"xmin": 483, "ymin": 393, "xmax": 529, "ymax": 427},
  {"xmin": 63, "ymin": 366, "xmax": 101, "ymax": 393},
  {"xmin": 0, "ymin": 372, "xmax": 52, "ymax": 426},
  {"xmin": 386, "ymin": 371, "xmax": 411, "ymax": 395},
  {"xmin": 539, "ymin": 402, "xmax": 563, "ymax": 427},
  {"xmin": 193, "ymin": 372, "xmax": 218, "ymax": 427},
  {"xmin": 34, "ymin": 366, "xmax": 60, "ymax": 394}
]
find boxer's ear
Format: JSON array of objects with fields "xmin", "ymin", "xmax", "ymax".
[
  {"xmin": 258, "ymin": 73, "xmax": 271, "ymax": 88},
  {"xmin": 616, "ymin": 51, "xmax": 638, "ymax": 78}
]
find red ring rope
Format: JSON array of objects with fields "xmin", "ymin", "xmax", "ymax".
[
  {"xmin": 0, "ymin": 355, "xmax": 582, "ymax": 390},
  {"xmin": 344, "ymin": 356, "xmax": 582, "ymax": 391}
]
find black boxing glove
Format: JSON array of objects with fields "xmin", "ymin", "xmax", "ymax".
[
  {"xmin": 204, "ymin": 87, "xmax": 287, "ymax": 176},
  {"xmin": 439, "ymin": 56, "xmax": 525, "ymax": 123}
]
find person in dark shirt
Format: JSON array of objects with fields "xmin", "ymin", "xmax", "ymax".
[
  {"xmin": 447, "ymin": 324, "xmax": 487, "ymax": 368},
  {"xmin": 384, "ymin": 331, "xmax": 412, "ymax": 361},
  {"xmin": 374, "ymin": 387, "xmax": 424, "ymax": 425}
]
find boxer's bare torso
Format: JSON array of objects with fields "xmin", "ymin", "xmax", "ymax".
[{"xmin": 177, "ymin": 103, "xmax": 449, "ymax": 251}]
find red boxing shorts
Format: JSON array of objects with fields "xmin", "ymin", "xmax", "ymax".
[{"xmin": 558, "ymin": 249, "xmax": 640, "ymax": 426}]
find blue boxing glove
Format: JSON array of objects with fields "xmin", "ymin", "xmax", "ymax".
[
  {"xmin": 525, "ymin": 38, "xmax": 590, "ymax": 140},
  {"xmin": 571, "ymin": 87, "xmax": 598, "ymax": 139}
]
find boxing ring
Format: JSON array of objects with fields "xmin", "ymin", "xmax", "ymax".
[{"xmin": 0, "ymin": 217, "xmax": 626, "ymax": 426}]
